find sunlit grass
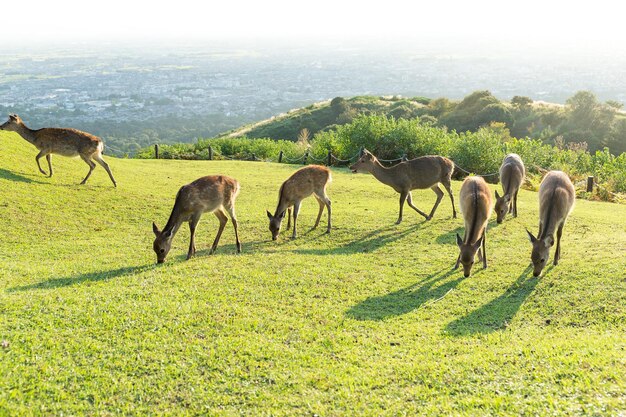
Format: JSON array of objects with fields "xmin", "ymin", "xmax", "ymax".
[{"xmin": 1, "ymin": 132, "xmax": 625, "ymax": 415}]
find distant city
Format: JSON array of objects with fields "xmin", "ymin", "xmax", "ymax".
[{"xmin": 2, "ymin": 40, "xmax": 625, "ymax": 154}]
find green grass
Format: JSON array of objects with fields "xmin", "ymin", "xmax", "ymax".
[{"xmin": 1, "ymin": 131, "xmax": 625, "ymax": 416}]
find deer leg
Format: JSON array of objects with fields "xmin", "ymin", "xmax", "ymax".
[
  {"xmin": 224, "ymin": 204, "xmax": 241, "ymax": 253},
  {"xmin": 396, "ymin": 191, "xmax": 408, "ymax": 224},
  {"xmin": 291, "ymin": 201, "xmax": 301, "ymax": 239},
  {"xmin": 35, "ymin": 150, "xmax": 49, "ymax": 176},
  {"xmin": 312, "ymin": 195, "xmax": 324, "ymax": 229},
  {"xmin": 406, "ymin": 192, "xmax": 429, "ymax": 220},
  {"xmin": 482, "ymin": 229, "xmax": 487, "ymax": 269},
  {"xmin": 324, "ymin": 196, "xmax": 331, "ymax": 233},
  {"xmin": 513, "ymin": 191, "xmax": 519, "ymax": 217},
  {"xmin": 554, "ymin": 223, "xmax": 564, "ymax": 266},
  {"xmin": 286, "ymin": 207, "xmax": 292, "ymax": 230},
  {"xmin": 210, "ymin": 210, "xmax": 228, "ymax": 254},
  {"xmin": 93, "ymin": 154, "xmax": 117, "ymax": 187},
  {"xmin": 187, "ymin": 214, "xmax": 201, "ymax": 260},
  {"xmin": 79, "ymin": 155, "xmax": 96, "ymax": 185},
  {"xmin": 46, "ymin": 154, "xmax": 53, "ymax": 177},
  {"xmin": 454, "ymin": 254, "xmax": 461, "ymax": 270},
  {"xmin": 426, "ymin": 185, "xmax": 445, "ymax": 220},
  {"xmin": 442, "ymin": 179, "xmax": 457, "ymax": 219}
]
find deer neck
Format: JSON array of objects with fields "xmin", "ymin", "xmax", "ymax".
[
  {"xmin": 274, "ymin": 184, "xmax": 290, "ymax": 216},
  {"xmin": 162, "ymin": 197, "xmax": 185, "ymax": 238},
  {"xmin": 368, "ymin": 160, "xmax": 399, "ymax": 188},
  {"xmin": 13, "ymin": 123, "xmax": 38, "ymax": 146}
]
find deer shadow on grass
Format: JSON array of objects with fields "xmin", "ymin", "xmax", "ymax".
[
  {"xmin": 291, "ymin": 222, "xmax": 426, "ymax": 256},
  {"xmin": 445, "ymin": 265, "xmax": 542, "ymax": 336},
  {"xmin": 0, "ymin": 168, "xmax": 47, "ymax": 184},
  {"xmin": 346, "ymin": 268, "xmax": 465, "ymax": 321},
  {"xmin": 6, "ymin": 264, "xmax": 156, "ymax": 292}
]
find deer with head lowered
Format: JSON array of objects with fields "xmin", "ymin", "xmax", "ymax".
[
  {"xmin": 349, "ymin": 149, "xmax": 456, "ymax": 224},
  {"xmin": 0, "ymin": 114, "xmax": 117, "ymax": 186},
  {"xmin": 527, "ymin": 171, "xmax": 575, "ymax": 277},
  {"xmin": 455, "ymin": 176, "xmax": 493, "ymax": 277},
  {"xmin": 152, "ymin": 175, "xmax": 241, "ymax": 263},
  {"xmin": 495, "ymin": 153, "xmax": 525, "ymax": 223},
  {"xmin": 266, "ymin": 165, "xmax": 331, "ymax": 240}
]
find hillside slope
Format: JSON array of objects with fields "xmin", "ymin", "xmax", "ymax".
[{"xmin": 1, "ymin": 131, "xmax": 625, "ymax": 415}]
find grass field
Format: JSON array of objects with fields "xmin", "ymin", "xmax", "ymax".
[{"xmin": 1, "ymin": 131, "xmax": 625, "ymax": 416}]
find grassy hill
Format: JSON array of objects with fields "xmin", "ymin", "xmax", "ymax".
[
  {"xmin": 1, "ymin": 131, "xmax": 625, "ymax": 415},
  {"xmin": 221, "ymin": 95, "xmax": 429, "ymax": 141}
]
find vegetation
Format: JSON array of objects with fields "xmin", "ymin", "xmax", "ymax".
[
  {"xmin": 1, "ymin": 131, "xmax": 625, "ymax": 415},
  {"xmin": 138, "ymin": 115, "xmax": 626, "ymax": 200}
]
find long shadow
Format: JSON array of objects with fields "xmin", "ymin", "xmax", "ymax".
[
  {"xmin": 7, "ymin": 264, "xmax": 155, "ymax": 292},
  {"xmin": 0, "ymin": 168, "xmax": 46, "ymax": 184},
  {"xmin": 445, "ymin": 265, "xmax": 540, "ymax": 336},
  {"xmin": 292, "ymin": 222, "xmax": 425, "ymax": 256},
  {"xmin": 345, "ymin": 268, "xmax": 464, "ymax": 321}
]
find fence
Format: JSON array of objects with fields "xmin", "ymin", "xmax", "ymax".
[{"xmin": 150, "ymin": 144, "xmax": 608, "ymax": 196}]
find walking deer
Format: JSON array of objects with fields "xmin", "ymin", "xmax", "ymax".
[
  {"xmin": 0, "ymin": 114, "xmax": 117, "ymax": 186},
  {"xmin": 495, "ymin": 153, "xmax": 525, "ymax": 223},
  {"xmin": 527, "ymin": 171, "xmax": 575, "ymax": 277},
  {"xmin": 349, "ymin": 149, "xmax": 456, "ymax": 224},
  {"xmin": 266, "ymin": 165, "xmax": 331, "ymax": 240},
  {"xmin": 455, "ymin": 176, "xmax": 493, "ymax": 277},
  {"xmin": 152, "ymin": 175, "xmax": 241, "ymax": 263}
]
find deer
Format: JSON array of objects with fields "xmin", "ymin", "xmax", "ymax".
[
  {"xmin": 0, "ymin": 114, "xmax": 117, "ymax": 186},
  {"xmin": 526, "ymin": 171, "xmax": 575, "ymax": 277},
  {"xmin": 349, "ymin": 149, "xmax": 456, "ymax": 224},
  {"xmin": 495, "ymin": 153, "xmax": 525, "ymax": 223},
  {"xmin": 152, "ymin": 175, "xmax": 241, "ymax": 264},
  {"xmin": 455, "ymin": 176, "xmax": 493, "ymax": 277},
  {"xmin": 266, "ymin": 165, "xmax": 331, "ymax": 240}
]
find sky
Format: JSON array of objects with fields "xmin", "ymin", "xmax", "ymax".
[{"xmin": 4, "ymin": 0, "xmax": 626, "ymax": 46}]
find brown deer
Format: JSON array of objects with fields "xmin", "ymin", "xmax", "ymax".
[
  {"xmin": 527, "ymin": 171, "xmax": 575, "ymax": 277},
  {"xmin": 266, "ymin": 165, "xmax": 331, "ymax": 240},
  {"xmin": 349, "ymin": 149, "xmax": 456, "ymax": 224},
  {"xmin": 455, "ymin": 176, "xmax": 493, "ymax": 277},
  {"xmin": 152, "ymin": 175, "xmax": 241, "ymax": 263},
  {"xmin": 495, "ymin": 153, "xmax": 525, "ymax": 223},
  {"xmin": 0, "ymin": 114, "xmax": 117, "ymax": 186}
]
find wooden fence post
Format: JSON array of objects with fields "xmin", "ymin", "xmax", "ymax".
[
  {"xmin": 208, "ymin": 145, "xmax": 213, "ymax": 160},
  {"xmin": 278, "ymin": 150, "xmax": 283, "ymax": 163},
  {"xmin": 252, "ymin": 153, "xmax": 256, "ymax": 161},
  {"xmin": 154, "ymin": 144, "xmax": 159, "ymax": 159},
  {"xmin": 303, "ymin": 151, "xmax": 309, "ymax": 165},
  {"xmin": 587, "ymin": 176, "xmax": 594, "ymax": 192},
  {"xmin": 359, "ymin": 147, "xmax": 364, "ymax": 158},
  {"xmin": 327, "ymin": 150, "xmax": 332, "ymax": 166},
  {"xmin": 402, "ymin": 153, "xmax": 408, "ymax": 162}
]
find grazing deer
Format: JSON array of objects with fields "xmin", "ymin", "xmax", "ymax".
[
  {"xmin": 266, "ymin": 165, "xmax": 331, "ymax": 240},
  {"xmin": 527, "ymin": 171, "xmax": 575, "ymax": 277},
  {"xmin": 495, "ymin": 153, "xmax": 525, "ymax": 223},
  {"xmin": 0, "ymin": 114, "xmax": 117, "ymax": 186},
  {"xmin": 152, "ymin": 175, "xmax": 241, "ymax": 263},
  {"xmin": 455, "ymin": 176, "xmax": 493, "ymax": 277},
  {"xmin": 349, "ymin": 149, "xmax": 456, "ymax": 224}
]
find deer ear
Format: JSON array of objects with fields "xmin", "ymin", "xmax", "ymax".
[
  {"xmin": 526, "ymin": 229, "xmax": 537, "ymax": 243},
  {"xmin": 266, "ymin": 210, "xmax": 273, "ymax": 220},
  {"xmin": 278, "ymin": 210, "xmax": 286, "ymax": 219},
  {"xmin": 162, "ymin": 229, "xmax": 173, "ymax": 239},
  {"xmin": 152, "ymin": 222, "xmax": 160, "ymax": 236},
  {"xmin": 495, "ymin": 190, "xmax": 500, "ymax": 199},
  {"xmin": 456, "ymin": 233, "xmax": 463, "ymax": 247},
  {"xmin": 474, "ymin": 235, "xmax": 484, "ymax": 249},
  {"xmin": 544, "ymin": 236, "xmax": 554, "ymax": 247}
]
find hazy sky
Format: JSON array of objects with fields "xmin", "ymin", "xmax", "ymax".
[{"xmin": 5, "ymin": 0, "xmax": 626, "ymax": 45}]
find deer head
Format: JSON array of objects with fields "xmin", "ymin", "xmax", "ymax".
[
  {"xmin": 456, "ymin": 233, "xmax": 483, "ymax": 277},
  {"xmin": 527, "ymin": 229, "xmax": 553, "ymax": 277},
  {"xmin": 0, "ymin": 114, "xmax": 23, "ymax": 131},
  {"xmin": 266, "ymin": 210, "xmax": 285, "ymax": 241},
  {"xmin": 349, "ymin": 149, "xmax": 377, "ymax": 173},
  {"xmin": 494, "ymin": 190, "xmax": 511, "ymax": 224},
  {"xmin": 152, "ymin": 222, "xmax": 174, "ymax": 263}
]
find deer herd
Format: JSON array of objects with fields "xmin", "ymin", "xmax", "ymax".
[{"xmin": 1, "ymin": 114, "xmax": 575, "ymax": 277}]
